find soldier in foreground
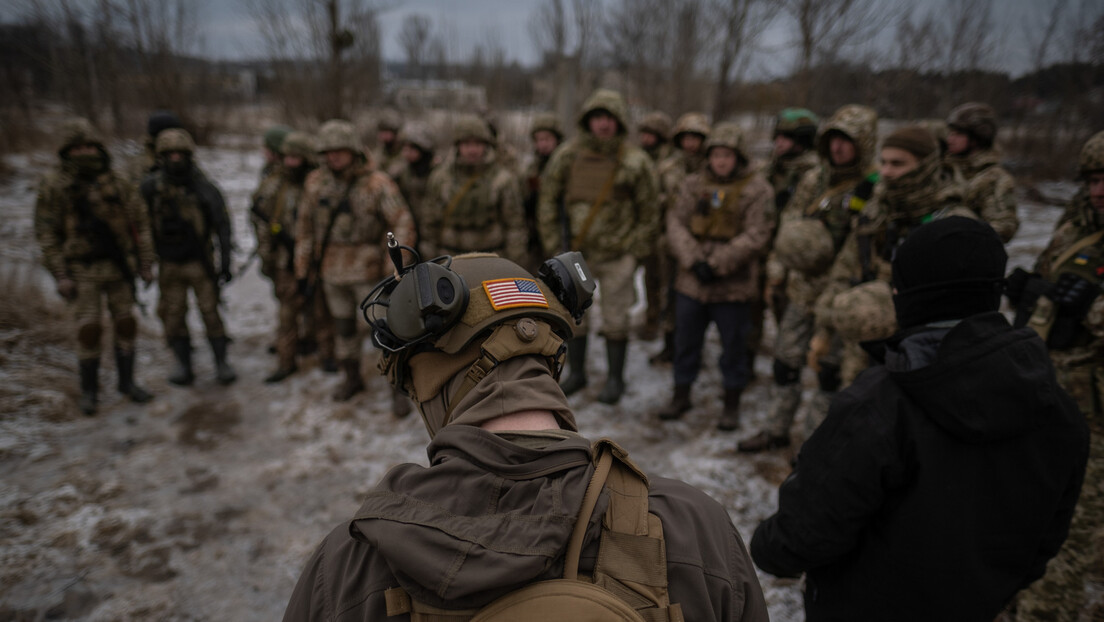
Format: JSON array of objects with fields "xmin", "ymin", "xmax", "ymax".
[
  {"xmin": 141, "ymin": 128, "xmax": 237, "ymax": 386},
  {"xmin": 944, "ymin": 102, "xmax": 1020, "ymax": 242},
  {"xmin": 658, "ymin": 122, "xmax": 773, "ymax": 430},
  {"xmin": 282, "ymin": 250, "xmax": 769, "ymax": 621},
  {"xmin": 751, "ymin": 217, "xmax": 1087, "ymax": 622},
  {"xmin": 124, "ymin": 110, "xmax": 183, "ymax": 186},
  {"xmin": 537, "ymin": 89, "xmax": 659, "ymax": 405},
  {"xmin": 294, "ymin": 119, "xmax": 415, "ymax": 408},
  {"xmin": 35, "ymin": 118, "xmax": 156, "ymax": 415},
  {"xmin": 1011, "ymin": 130, "xmax": 1104, "ymax": 621}
]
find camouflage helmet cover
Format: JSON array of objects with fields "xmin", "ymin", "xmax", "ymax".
[
  {"xmin": 1079, "ymin": 130, "xmax": 1104, "ymax": 176},
  {"xmin": 316, "ymin": 119, "xmax": 363, "ymax": 154},
  {"xmin": 377, "ymin": 108, "xmax": 403, "ymax": 132},
  {"xmin": 816, "ymin": 104, "xmax": 879, "ymax": 172},
  {"xmin": 155, "ymin": 128, "xmax": 196, "ymax": 154},
  {"xmin": 637, "ymin": 111, "xmax": 672, "ymax": 140},
  {"xmin": 530, "ymin": 112, "xmax": 564, "ymax": 140},
  {"xmin": 774, "ymin": 218, "xmax": 835, "ymax": 274},
  {"xmin": 577, "ymin": 88, "xmax": 629, "ymax": 135},
  {"xmin": 704, "ymin": 122, "xmax": 747, "ymax": 161},
  {"xmin": 829, "ymin": 280, "xmax": 897, "ymax": 343},
  {"xmin": 280, "ymin": 131, "xmax": 317, "ymax": 164},
  {"xmin": 946, "ymin": 102, "xmax": 997, "ymax": 147},
  {"xmin": 401, "ymin": 122, "xmax": 436, "ymax": 154},
  {"xmin": 774, "ymin": 108, "xmax": 819, "ymax": 136},
  {"xmin": 672, "ymin": 112, "xmax": 711, "ymax": 140},
  {"xmin": 57, "ymin": 117, "xmax": 106, "ymax": 158},
  {"xmin": 452, "ymin": 114, "xmax": 495, "ymax": 145},
  {"xmin": 263, "ymin": 124, "xmax": 293, "ymax": 153}
]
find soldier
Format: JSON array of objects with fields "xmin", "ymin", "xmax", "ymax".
[
  {"xmin": 294, "ymin": 119, "xmax": 416, "ymax": 408},
  {"xmin": 637, "ymin": 111, "xmax": 672, "ymax": 164},
  {"xmin": 283, "ymin": 252, "xmax": 770, "ymax": 621},
  {"xmin": 944, "ymin": 102, "xmax": 1020, "ymax": 243},
  {"xmin": 392, "ymin": 122, "xmax": 437, "ymax": 256},
  {"xmin": 251, "ymin": 130, "xmax": 328, "ymax": 383},
  {"xmin": 1011, "ymin": 130, "xmax": 1104, "ymax": 622},
  {"xmin": 766, "ymin": 108, "xmax": 821, "ymax": 213},
  {"xmin": 520, "ymin": 112, "xmax": 564, "ymax": 273},
  {"xmin": 124, "ymin": 110, "xmax": 183, "ymax": 186},
  {"xmin": 420, "ymin": 114, "xmax": 527, "ymax": 267},
  {"xmin": 373, "ymin": 109, "xmax": 404, "ymax": 178},
  {"xmin": 740, "ymin": 105, "xmax": 878, "ymax": 453},
  {"xmin": 259, "ymin": 124, "xmax": 293, "ymax": 180},
  {"xmin": 656, "ymin": 122, "xmax": 774, "ymax": 430},
  {"xmin": 537, "ymin": 88, "xmax": 660, "ymax": 404},
  {"xmin": 35, "ymin": 118, "xmax": 157, "ymax": 415},
  {"xmin": 650, "ymin": 112, "xmax": 712, "ymax": 362},
  {"xmin": 142, "ymin": 128, "xmax": 237, "ymax": 386}
]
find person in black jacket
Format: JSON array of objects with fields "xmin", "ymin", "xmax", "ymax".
[{"xmin": 750, "ymin": 216, "xmax": 1088, "ymax": 622}]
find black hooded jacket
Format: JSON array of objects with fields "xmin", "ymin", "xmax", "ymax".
[{"xmin": 750, "ymin": 312, "xmax": 1088, "ymax": 621}]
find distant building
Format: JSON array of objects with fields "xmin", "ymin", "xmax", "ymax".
[{"xmin": 390, "ymin": 79, "xmax": 486, "ymax": 111}]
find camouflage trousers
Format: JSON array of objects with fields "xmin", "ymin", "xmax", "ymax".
[
  {"xmin": 71, "ymin": 278, "xmax": 139, "ymax": 359},
  {"xmin": 1014, "ymin": 431, "xmax": 1104, "ymax": 622},
  {"xmin": 577, "ymin": 255, "xmax": 638, "ymax": 342},
  {"xmin": 322, "ymin": 280, "xmax": 375, "ymax": 361},
  {"xmin": 157, "ymin": 260, "xmax": 225, "ymax": 342},
  {"xmin": 304, "ymin": 288, "xmax": 336, "ymax": 362},
  {"xmin": 271, "ymin": 267, "xmax": 303, "ymax": 369},
  {"xmin": 763, "ymin": 304, "xmax": 841, "ymax": 440},
  {"xmin": 641, "ymin": 235, "xmax": 674, "ymax": 336}
]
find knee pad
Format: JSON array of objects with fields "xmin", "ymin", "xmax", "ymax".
[
  {"xmin": 78, "ymin": 322, "xmax": 104, "ymax": 349},
  {"xmin": 773, "ymin": 360, "xmax": 801, "ymax": 386},
  {"xmin": 817, "ymin": 363, "xmax": 841, "ymax": 392},
  {"xmin": 114, "ymin": 316, "xmax": 138, "ymax": 340},
  {"xmin": 335, "ymin": 318, "xmax": 357, "ymax": 338}
]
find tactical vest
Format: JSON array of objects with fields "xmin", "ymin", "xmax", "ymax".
[
  {"xmin": 564, "ymin": 149, "xmax": 622, "ymax": 206},
  {"xmin": 1029, "ymin": 230, "xmax": 1104, "ymax": 350},
  {"xmin": 444, "ymin": 170, "xmax": 498, "ymax": 230},
  {"xmin": 385, "ymin": 440, "xmax": 685, "ymax": 622},
  {"xmin": 148, "ymin": 177, "xmax": 208, "ymax": 263},
  {"xmin": 805, "ymin": 172, "xmax": 876, "ymax": 253},
  {"xmin": 63, "ymin": 174, "xmax": 134, "ymax": 263},
  {"xmin": 689, "ymin": 178, "xmax": 751, "ymax": 241}
]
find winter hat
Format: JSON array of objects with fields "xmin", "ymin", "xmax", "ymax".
[
  {"xmin": 882, "ymin": 126, "xmax": 938, "ymax": 160},
  {"xmin": 891, "ymin": 216, "xmax": 1007, "ymax": 329}
]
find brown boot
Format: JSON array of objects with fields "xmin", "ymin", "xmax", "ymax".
[
  {"xmin": 333, "ymin": 359, "xmax": 365, "ymax": 402},
  {"xmin": 717, "ymin": 388, "xmax": 742, "ymax": 431},
  {"xmin": 657, "ymin": 384, "xmax": 691, "ymax": 420},
  {"xmin": 737, "ymin": 430, "xmax": 791, "ymax": 453},
  {"xmin": 391, "ymin": 386, "xmax": 412, "ymax": 419}
]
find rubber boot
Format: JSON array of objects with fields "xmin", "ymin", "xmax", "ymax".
[
  {"xmin": 657, "ymin": 384, "xmax": 691, "ymax": 420},
  {"xmin": 649, "ymin": 331, "xmax": 674, "ymax": 365},
  {"xmin": 717, "ymin": 388, "xmax": 743, "ymax": 431},
  {"xmin": 334, "ymin": 359, "xmax": 365, "ymax": 402},
  {"xmin": 78, "ymin": 358, "xmax": 99, "ymax": 415},
  {"xmin": 559, "ymin": 336, "xmax": 589, "ymax": 396},
  {"xmin": 210, "ymin": 337, "xmax": 238, "ymax": 385},
  {"xmin": 596, "ymin": 339, "xmax": 628, "ymax": 405},
  {"xmin": 168, "ymin": 338, "xmax": 194, "ymax": 386},
  {"xmin": 391, "ymin": 386, "xmax": 412, "ymax": 419},
  {"xmin": 115, "ymin": 349, "xmax": 152, "ymax": 403}
]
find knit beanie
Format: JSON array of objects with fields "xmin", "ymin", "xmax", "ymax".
[
  {"xmin": 891, "ymin": 216, "xmax": 1007, "ymax": 329},
  {"xmin": 883, "ymin": 126, "xmax": 938, "ymax": 160}
]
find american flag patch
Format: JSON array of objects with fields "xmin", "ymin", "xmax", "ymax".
[{"xmin": 483, "ymin": 278, "xmax": 549, "ymax": 310}]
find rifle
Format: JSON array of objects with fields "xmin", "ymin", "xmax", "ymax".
[
  {"xmin": 72, "ymin": 187, "xmax": 147, "ymax": 315},
  {"xmin": 302, "ymin": 183, "xmax": 354, "ymax": 301}
]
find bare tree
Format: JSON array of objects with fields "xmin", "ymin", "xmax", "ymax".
[
  {"xmin": 528, "ymin": 0, "xmax": 600, "ymax": 125},
  {"xmin": 710, "ymin": 0, "xmax": 780, "ymax": 119},
  {"xmin": 398, "ymin": 13, "xmax": 432, "ymax": 80}
]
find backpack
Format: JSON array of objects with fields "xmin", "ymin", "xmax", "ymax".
[{"xmin": 384, "ymin": 439, "xmax": 685, "ymax": 622}]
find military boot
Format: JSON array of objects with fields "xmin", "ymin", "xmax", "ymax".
[
  {"xmin": 209, "ymin": 337, "xmax": 237, "ymax": 385},
  {"xmin": 649, "ymin": 331, "xmax": 674, "ymax": 365},
  {"xmin": 391, "ymin": 386, "xmax": 412, "ymax": 419},
  {"xmin": 596, "ymin": 339, "xmax": 628, "ymax": 405},
  {"xmin": 334, "ymin": 359, "xmax": 365, "ymax": 402},
  {"xmin": 717, "ymin": 387, "xmax": 743, "ymax": 431},
  {"xmin": 167, "ymin": 338, "xmax": 194, "ymax": 386},
  {"xmin": 264, "ymin": 364, "xmax": 298, "ymax": 384},
  {"xmin": 559, "ymin": 336, "xmax": 588, "ymax": 396},
  {"xmin": 115, "ymin": 349, "xmax": 153, "ymax": 403},
  {"xmin": 78, "ymin": 358, "xmax": 99, "ymax": 416},
  {"xmin": 657, "ymin": 384, "xmax": 691, "ymax": 420}
]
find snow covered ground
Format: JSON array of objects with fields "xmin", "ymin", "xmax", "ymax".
[{"xmin": 0, "ymin": 138, "xmax": 1072, "ymax": 621}]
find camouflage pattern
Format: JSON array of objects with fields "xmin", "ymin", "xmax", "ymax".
[
  {"xmin": 264, "ymin": 125, "xmax": 293, "ymax": 154},
  {"xmin": 34, "ymin": 122, "xmax": 155, "ymax": 358},
  {"xmin": 155, "ymin": 128, "xmax": 196, "ymax": 154},
  {"xmin": 157, "ymin": 260, "xmax": 225, "ymax": 340},
  {"xmin": 946, "ymin": 102, "xmax": 997, "ymax": 147},
  {"xmin": 638, "ymin": 111, "xmax": 672, "ymax": 141},
  {"xmin": 374, "ymin": 110, "xmax": 405, "ymax": 180},
  {"xmin": 1081, "ymin": 130, "xmax": 1104, "ymax": 175},
  {"xmin": 537, "ymin": 89, "xmax": 660, "ymax": 263},
  {"xmin": 575, "ymin": 254, "xmax": 639, "ymax": 341},
  {"xmin": 945, "ymin": 148, "xmax": 1020, "ymax": 242},
  {"xmin": 822, "ymin": 280, "xmax": 896, "ymax": 343},
  {"xmin": 317, "ymin": 119, "xmax": 363, "ymax": 155},
  {"xmin": 766, "ymin": 149, "xmax": 819, "ymax": 213},
  {"xmin": 671, "ymin": 112, "xmax": 710, "ymax": 144},
  {"xmin": 773, "ymin": 108, "xmax": 819, "ymax": 138},
  {"xmin": 452, "ymin": 114, "xmax": 494, "ymax": 145},
  {"xmin": 773, "ymin": 218, "xmax": 835, "ymax": 275},
  {"xmin": 281, "ymin": 131, "xmax": 318, "ymax": 164},
  {"xmin": 530, "ymin": 112, "xmax": 564, "ymax": 140}
]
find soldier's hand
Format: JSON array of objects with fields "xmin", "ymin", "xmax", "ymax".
[
  {"xmin": 807, "ymin": 333, "xmax": 830, "ymax": 373},
  {"xmin": 56, "ymin": 277, "xmax": 77, "ymax": 300},
  {"xmin": 692, "ymin": 261, "xmax": 718, "ymax": 284}
]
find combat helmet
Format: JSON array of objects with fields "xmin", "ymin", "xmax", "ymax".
[
  {"xmin": 377, "ymin": 108, "xmax": 402, "ymax": 133},
  {"xmin": 316, "ymin": 119, "xmax": 363, "ymax": 154},
  {"xmin": 946, "ymin": 103, "xmax": 998, "ymax": 148},
  {"xmin": 577, "ymin": 88, "xmax": 629, "ymax": 135},
  {"xmin": 530, "ymin": 112, "xmax": 564, "ymax": 140},
  {"xmin": 57, "ymin": 117, "xmax": 106, "ymax": 158},
  {"xmin": 773, "ymin": 219, "xmax": 835, "ymax": 274},
  {"xmin": 672, "ymin": 112, "xmax": 711, "ymax": 144},
  {"xmin": 1080, "ymin": 130, "xmax": 1104, "ymax": 177},
  {"xmin": 264, "ymin": 124, "xmax": 293, "ymax": 153},
  {"xmin": 774, "ymin": 108, "xmax": 819, "ymax": 149},
  {"xmin": 155, "ymin": 128, "xmax": 196, "ymax": 154},
  {"xmin": 280, "ymin": 131, "xmax": 317, "ymax": 164},
  {"xmin": 400, "ymin": 122, "xmax": 436, "ymax": 154},
  {"xmin": 637, "ymin": 111, "xmax": 672, "ymax": 141},
  {"xmin": 829, "ymin": 280, "xmax": 897, "ymax": 343},
  {"xmin": 816, "ymin": 104, "xmax": 878, "ymax": 172},
  {"xmin": 704, "ymin": 122, "xmax": 747, "ymax": 162},
  {"xmin": 452, "ymin": 114, "xmax": 494, "ymax": 145}
]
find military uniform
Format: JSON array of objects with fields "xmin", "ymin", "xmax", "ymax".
[
  {"xmin": 141, "ymin": 128, "xmax": 237, "ymax": 386},
  {"xmin": 1014, "ymin": 130, "xmax": 1104, "ymax": 622},
  {"xmin": 537, "ymin": 89, "xmax": 660, "ymax": 404},
  {"xmin": 123, "ymin": 110, "xmax": 183, "ymax": 187},
  {"xmin": 742, "ymin": 105, "xmax": 878, "ymax": 452},
  {"xmin": 392, "ymin": 122, "xmax": 438, "ymax": 258},
  {"xmin": 659, "ymin": 123, "xmax": 774, "ymax": 430},
  {"xmin": 637, "ymin": 111, "xmax": 672, "ymax": 164},
  {"xmin": 944, "ymin": 103, "xmax": 1020, "ymax": 243},
  {"xmin": 521, "ymin": 113, "xmax": 563, "ymax": 274},
  {"xmin": 422, "ymin": 115, "xmax": 527, "ymax": 267},
  {"xmin": 35, "ymin": 118, "xmax": 156, "ymax": 414},
  {"xmin": 294, "ymin": 119, "xmax": 416, "ymax": 403},
  {"xmin": 373, "ymin": 109, "xmax": 405, "ymax": 179}
]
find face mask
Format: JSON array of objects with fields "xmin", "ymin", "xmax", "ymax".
[
  {"xmin": 164, "ymin": 157, "xmax": 192, "ymax": 178},
  {"xmin": 70, "ymin": 153, "xmax": 106, "ymax": 177}
]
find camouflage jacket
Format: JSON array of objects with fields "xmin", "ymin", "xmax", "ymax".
[
  {"xmin": 375, "ymin": 144, "xmax": 406, "ymax": 180},
  {"xmin": 642, "ymin": 142, "xmax": 672, "ymax": 166},
  {"xmin": 538, "ymin": 134, "xmax": 659, "ymax": 262},
  {"xmin": 394, "ymin": 159, "xmax": 436, "ymax": 253},
  {"xmin": 945, "ymin": 148, "xmax": 1020, "ymax": 242},
  {"xmin": 294, "ymin": 160, "xmax": 415, "ymax": 286},
  {"xmin": 422, "ymin": 150, "xmax": 527, "ymax": 266},
  {"xmin": 251, "ymin": 168, "xmax": 306, "ymax": 277},
  {"xmin": 657, "ymin": 149, "xmax": 706, "ymax": 215},
  {"xmin": 141, "ymin": 168, "xmax": 233, "ymax": 273},
  {"xmin": 667, "ymin": 166, "xmax": 774, "ymax": 303},
  {"xmin": 35, "ymin": 163, "xmax": 155, "ymax": 283},
  {"xmin": 767, "ymin": 149, "xmax": 820, "ymax": 214}
]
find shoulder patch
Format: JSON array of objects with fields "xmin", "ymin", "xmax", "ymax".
[{"xmin": 482, "ymin": 278, "xmax": 549, "ymax": 310}]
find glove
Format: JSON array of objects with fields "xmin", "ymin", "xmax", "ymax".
[
  {"xmin": 1051, "ymin": 273, "xmax": 1098, "ymax": 317},
  {"xmin": 218, "ymin": 269, "xmax": 233, "ymax": 286},
  {"xmin": 56, "ymin": 277, "xmax": 77, "ymax": 301},
  {"xmin": 691, "ymin": 261, "xmax": 717, "ymax": 284},
  {"xmin": 807, "ymin": 333, "xmax": 830, "ymax": 373},
  {"xmin": 1004, "ymin": 267, "xmax": 1034, "ymax": 305}
]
